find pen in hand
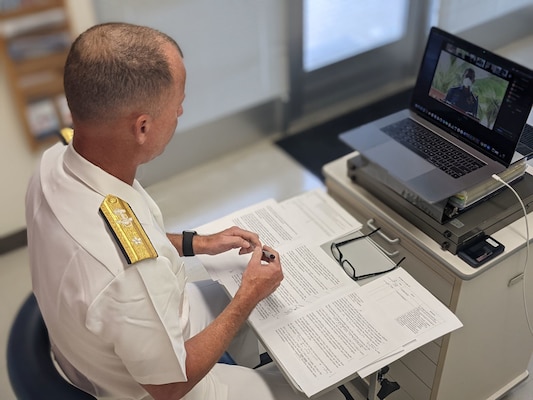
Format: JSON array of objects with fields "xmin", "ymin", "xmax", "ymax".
[
  {"xmin": 262, "ymin": 250, "xmax": 276, "ymax": 260},
  {"xmin": 247, "ymin": 240, "xmax": 276, "ymax": 260}
]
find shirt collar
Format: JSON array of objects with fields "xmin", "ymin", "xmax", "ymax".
[{"xmin": 62, "ymin": 143, "xmax": 161, "ymax": 225}]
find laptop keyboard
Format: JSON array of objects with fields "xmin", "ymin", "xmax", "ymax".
[{"xmin": 381, "ymin": 119, "xmax": 485, "ymax": 179}]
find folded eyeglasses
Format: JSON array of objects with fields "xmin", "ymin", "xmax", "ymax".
[{"xmin": 330, "ymin": 227, "xmax": 405, "ymax": 281}]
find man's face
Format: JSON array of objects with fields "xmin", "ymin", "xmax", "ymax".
[{"xmin": 463, "ymin": 71, "xmax": 475, "ymax": 88}]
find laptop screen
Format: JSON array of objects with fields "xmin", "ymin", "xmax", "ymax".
[{"xmin": 411, "ymin": 27, "xmax": 533, "ymax": 167}]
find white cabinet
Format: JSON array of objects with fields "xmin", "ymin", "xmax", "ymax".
[{"xmin": 323, "ymin": 153, "xmax": 533, "ymax": 400}]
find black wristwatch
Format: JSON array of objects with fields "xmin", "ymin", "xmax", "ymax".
[{"xmin": 182, "ymin": 230, "xmax": 197, "ymax": 257}]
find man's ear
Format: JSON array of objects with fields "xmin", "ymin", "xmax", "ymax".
[{"xmin": 134, "ymin": 114, "xmax": 151, "ymax": 145}]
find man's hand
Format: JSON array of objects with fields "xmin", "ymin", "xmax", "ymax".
[
  {"xmin": 192, "ymin": 226, "xmax": 261, "ymax": 256},
  {"xmin": 237, "ymin": 245, "xmax": 283, "ymax": 304}
]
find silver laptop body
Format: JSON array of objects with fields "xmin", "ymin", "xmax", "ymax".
[{"xmin": 341, "ymin": 27, "xmax": 533, "ymax": 203}]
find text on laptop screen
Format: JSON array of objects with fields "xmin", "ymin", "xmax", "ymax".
[{"xmin": 411, "ymin": 27, "xmax": 533, "ymax": 165}]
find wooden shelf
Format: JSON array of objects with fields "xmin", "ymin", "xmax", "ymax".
[
  {"xmin": 0, "ymin": 0, "xmax": 63, "ymax": 20},
  {"xmin": 11, "ymin": 50, "xmax": 68, "ymax": 74},
  {"xmin": 0, "ymin": 0, "xmax": 71, "ymax": 150},
  {"xmin": 19, "ymin": 76, "xmax": 64, "ymax": 98}
]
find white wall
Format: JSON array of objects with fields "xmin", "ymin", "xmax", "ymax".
[
  {"xmin": 438, "ymin": 0, "xmax": 533, "ymax": 32},
  {"xmin": 92, "ymin": 0, "xmax": 287, "ymax": 133}
]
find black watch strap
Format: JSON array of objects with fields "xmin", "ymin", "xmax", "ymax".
[{"xmin": 182, "ymin": 230, "xmax": 197, "ymax": 257}]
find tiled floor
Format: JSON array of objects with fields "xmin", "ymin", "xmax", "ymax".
[{"xmin": 2, "ymin": 136, "xmax": 533, "ymax": 399}]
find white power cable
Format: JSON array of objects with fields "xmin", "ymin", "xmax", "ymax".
[{"xmin": 491, "ymin": 173, "xmax": 532, "ymax": 336}]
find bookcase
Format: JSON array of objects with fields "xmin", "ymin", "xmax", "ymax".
[{"xmin": 0, "ymin": 0, "xmax": 73, "ymax": 150}]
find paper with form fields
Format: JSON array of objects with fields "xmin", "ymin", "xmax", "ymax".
[{"xmin": 195, "ymin": 189, "xmax": 462, "ymax": 398}]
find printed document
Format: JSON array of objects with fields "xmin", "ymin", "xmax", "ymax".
[{"xmin": 195, "ymin": 189, "xmax": 462, "ymax": 398}]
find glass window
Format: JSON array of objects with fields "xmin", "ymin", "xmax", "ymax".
[
  {"xmin": 303, "ymin": 0, "xmax": 409, "ymax": 71},
  {"xmin": 287, "ymin": 0, "xmax": 434, "ymax": 125}
]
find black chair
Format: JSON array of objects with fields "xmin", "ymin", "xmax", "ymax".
[
  {"xmin": 7, "ymin": 293, "xmax": 96, "ymax": 399},
  {"xmin": 7, "ymin": 293, "xmax": 237, "ymax": 399}
]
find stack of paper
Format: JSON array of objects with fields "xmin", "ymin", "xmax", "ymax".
[
  {"xmin": 449, "ymin": 158, "xmax": 527, "ymax": 209},
  {"xmin": 195, "ymin": 189, "xmax": 463, "ymax": 398}
]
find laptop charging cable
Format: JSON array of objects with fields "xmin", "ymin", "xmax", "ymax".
[{"xmin": 491, "ymin": 173, "xmax": 532, "ymax": 337}]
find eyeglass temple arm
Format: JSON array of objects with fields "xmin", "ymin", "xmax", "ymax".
[{"xmin": 336, "ymin": 227, "xmax": 381, "ymax": 247}]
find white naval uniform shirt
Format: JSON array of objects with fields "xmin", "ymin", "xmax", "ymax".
[{"xmin": 26, "ymin": 143, "xmax": 227, "ymax": 399}]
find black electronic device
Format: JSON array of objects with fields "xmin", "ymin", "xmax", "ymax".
[
  {"xmin": 347, "ymin": 154, "xmax": 533, "ymax": 254},
  {"xmin": 458, "ymin": 235, "xmax": 504, "ymax": 267}
]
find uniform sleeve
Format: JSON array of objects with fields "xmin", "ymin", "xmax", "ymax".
[{"xmin": 86, "ymin": 256, "xmax": 189, "ymax": 385}]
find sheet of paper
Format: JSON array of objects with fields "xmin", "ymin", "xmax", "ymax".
[
  {"xmin": 195, "ymin": 198, "xmax": 300, "ymax": 281},
  {"xmin": 256, "ymin": 268, "xmax": 462, "ymax": 397},
  {"xmin": 199, "ymin": 241, "xmax": 355, "ymax": 326},
  {"xmin": 356, "ymin": 269, "xmax": 463, "ymax": 377},
  {"xmin": 194, "ymin": 193, "xmax": 463, "ymax": 398},
  {"xmin": 279, "ymin": 189, "xmax": 363, "ymax": 245},
  {"xmin": 195, "ymin": 190, "xmax": 362, "ymax": 281},
  {"xmin": 196, "ymin": 198, "xmax": 301, "ymax": 247},
  {"xmin": 197, "ymin": 189, "xmax": 362, "ymax": 248},
  {"xmin": 260, "ymin": 286, "xmax": 407, "ymax": 397}
]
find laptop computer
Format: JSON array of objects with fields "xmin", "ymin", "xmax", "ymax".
[{"xmin": 340, "ymin": 27, "xmax": 533, "ymax": 203}]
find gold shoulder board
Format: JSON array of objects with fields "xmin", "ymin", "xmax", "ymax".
[
  {"xmin": 59, "ymin": 127, "xmax": 74, "ymax": 145},
  {"xmin": 99, "ymin": 195, "xmax": 158, "ymax": 264}
]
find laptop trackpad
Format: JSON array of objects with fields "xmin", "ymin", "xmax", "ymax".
[{"xmin": 366, "ymin": 141, "xmax": 434, "ymax": 181}]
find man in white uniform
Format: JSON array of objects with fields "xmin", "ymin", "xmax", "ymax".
[{"xmin": 26, "ymin": 23, "xmax": 346, "ymax": 400}]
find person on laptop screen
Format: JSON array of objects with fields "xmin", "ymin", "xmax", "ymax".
[{"xmin": 445, "ymin": 68, "xmax": 479, "ymax": 117}]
